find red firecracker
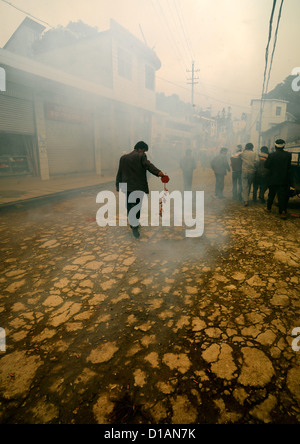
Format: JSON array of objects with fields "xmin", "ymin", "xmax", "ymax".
[{"xmin": 159, "ymin": 175, "xmax": 170, "ymax": 217}]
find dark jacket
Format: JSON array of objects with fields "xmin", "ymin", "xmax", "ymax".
[
  {"xmin": 256, "ymin": 152, "xmax": 269, "ymax": 177},
  {"xmin": 264, "ymin": 149, "xmax": 291, "ymax": 186},
  {"xmin": 180, "ymin": 154, "xmax": 196, "ymax": 176},
  {"xmin": 116, "ymin": 150, "xmax": 161, "ymax": 194},
  {"xmin": 211, "ymin": 153, "xmax": 230, "ymax": 176},
  {"xmin": 230, "ymin": 153, "xmax": 242, "ymax": 172}
]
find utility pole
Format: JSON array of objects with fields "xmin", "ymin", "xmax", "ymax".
[{"xmin": 187, "ymin": 61, "xmax": 199, "ymax": 108}]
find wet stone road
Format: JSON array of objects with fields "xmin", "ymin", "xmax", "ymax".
[{"xmin": 0, "ymin": 170, "xmax": 299, "ymax": 424}]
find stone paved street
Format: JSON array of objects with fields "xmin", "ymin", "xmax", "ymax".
[{"xmin": 0, "ymin": 168, "xmax": 299, "ymax": 424}]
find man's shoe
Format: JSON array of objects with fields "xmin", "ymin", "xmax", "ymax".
[
  {"xmin": 131, "ymin": 226, "xmax": 140, "ymax": 238},
  {"xmin": 244, "ymin": 201, "xmax": 249, "ymax": 207},
  {"xmin": 280, "ymin": 211, "xmax": 287, "ymax": 220},
  {"xmin": 264, "ymin": 208, "xmax": 271, "ymax": 213}
]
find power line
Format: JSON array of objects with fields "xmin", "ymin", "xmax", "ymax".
[
  {"xmin": 258, "ymin": 0, "xmax": 284, "ymax": 148},
  {"xmin": 157, "ymin": 0, "xmax": 189, "ymax": 70},
  {"xmin": 0, "ymin": 0, "xmax": 54, "ymax": 28},
  {"xmin": 150, "ymin": 0, "xmax": 187, "ymax": 74},
  {"xmin": 265, "ymin": 0, "xmax": 284, "ymax": 94},
  {"xmin": 260, "ymin": 0, "xmax": 277, "ymax": 100},
  {"xmin": 161, "ymin": 0, "xmax": 198, "ymax": 107},
  {"xmin": 157, "ymin": 75, "xmax": 190, "ymax": 91},
  {"xmin": 151, "ymin": 0, "xmax": 200, "ymax": 107},
  {"xmin": 174, "ymin": 0, "xmax": 195, "ymax": 62},
  {"xmin": 165, "ymin": 0, "xmax": 191, "ymax": 67},
  {"xmin": 257, "ymin": 0, "xmax": 278, "ymax": 148},
  {"xmin": 158, "ymin": 75, "xmax": 256, "ymax": 99},
  {"xmin": 157, "ymin": 76, "xmax": 251, "ymax": 110},
  {"xmin": 198, "ymin": 80, "xmax": 257, "ymax": 98}
]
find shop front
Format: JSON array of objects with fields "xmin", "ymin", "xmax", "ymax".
[
  {"xmin": 44, "ymin": 101, "xmax": 95, "ymax": 176},
  {"xmin": 0, "ymin": 84, "xmax": 37, "ymax": 177}
]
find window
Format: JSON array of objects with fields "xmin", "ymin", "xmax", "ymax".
[
  {"xmin": 276, "ymin": 106, "xmax": 282, "ymax": 116},
  {"xmin": 145, "ymin": 65, "xmax": 155, "ymax": 90},
  {"xmin": 117, "ymin": 48, "xmax": 132, "ymax": 80}
]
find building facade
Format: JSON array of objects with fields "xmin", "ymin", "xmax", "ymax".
[
  {"xmin": 0, "ymin": 18, "xmax": 162, "ymax": 180},
  {"xmin": 247, "ymin": 98, "xmax": 288, "ymax": 149},
  {"xmin": 261, "ymin": 121, "xmax": 300, "ymax": 150}
]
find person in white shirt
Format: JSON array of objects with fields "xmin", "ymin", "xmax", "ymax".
[{"xmin": 241, "ymin": 143, "xmax": 258, "ymax": 206}]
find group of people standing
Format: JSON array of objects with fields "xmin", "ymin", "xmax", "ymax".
[
  {"xmin": 115, "ymin": 138, "xmax": 292, "ymax": 239},
  {"xmin": 229, "ymin": 143, "xmax": 269, "ymax": 204},
  {"xmin": 210, "ymin": 139, "xmax": 292, "ymax": 219}
]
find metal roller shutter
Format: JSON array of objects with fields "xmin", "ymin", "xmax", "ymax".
[
  {"xmin": 46, "ymin": 119, "xmax": 95, "ymax": 175},
  {"xmin": 0, "ymin": 94, "xmax": 35, "ymax": 134}
]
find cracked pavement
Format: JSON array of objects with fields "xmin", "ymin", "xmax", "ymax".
[{"xmin": 0, "ymin": 169, "xmax": 299, "ymax": 424}]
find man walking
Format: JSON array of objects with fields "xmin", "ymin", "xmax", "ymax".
[
  {"xmin": 264, "ymin": 139, "xmax": 291, "ymax": 219},
  {"xmin": 116, "ymin": 141, "xmax": 164, "ymax": 238},
  {"xmin": 211, "ymin": 147, "xmax": 230, "ymax": 198},
  {"xmin": 241, "ymin": 143, "xmax": 257, "ymax": 206},
  {"xmin": 180, "ymin": 148, "xmax": 197, "ymax": 191}
]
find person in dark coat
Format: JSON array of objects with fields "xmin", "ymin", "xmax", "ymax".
[
  {"xmin": 264, "ymin": 139, "xmax": 291, "ymax": 219},
  {"xmin": 116, "ymin": 141, "xmax": 164, "ymax": 237},
  {"xmin": 180, "ymin": 148, "xmax": 196, "ymax": 190},
  {"xmin": 211, "ymin": 147, "xmax": 230, "ymax": 198}
]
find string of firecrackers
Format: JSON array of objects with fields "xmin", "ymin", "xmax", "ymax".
[{"xmin": 159, "ymin": 175, "xmax": 170, "ymax": 217}]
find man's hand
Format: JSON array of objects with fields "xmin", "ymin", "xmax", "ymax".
[{"xmin": 158, "ymin": 171, "xmax": 165, "ymax": 177}]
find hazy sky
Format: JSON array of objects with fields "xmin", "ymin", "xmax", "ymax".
[{"xmin": 0, "ymin": 0, "xmax": 299, "ymax": 117}]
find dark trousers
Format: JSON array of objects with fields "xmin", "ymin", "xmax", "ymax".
[
  {"xmin": 253, "ymin": 173, "xmax": 269, "ymax": 202},
  {"xmin": 126, "ymin": 191, "xmax": 144, "ymax": 226},
  {"xmin": 232, "ymin": 171, "xmax": 242, "ymax": 200},
  {"xmin": 214, "ymin": 173, "xmax": 225, "ymax": 198},
  {"xmin": 267, "ymin": 185, "xmax": 289, "ymax": 214},
  {"xmin": 183, "ymin": 172, "xmax": 193, "ymax": 191}
]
